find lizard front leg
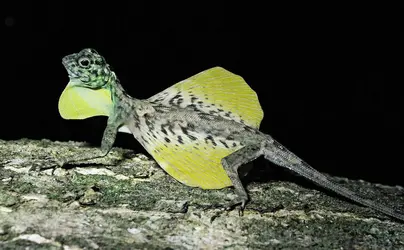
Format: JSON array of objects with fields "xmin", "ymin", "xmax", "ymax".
[
  {"xmin": 221, "ymin": 143, "xmax": 264, "ymax": 213},
  {"xmin": 42, "ymin": 118, "xmax": 120, "ymax": 170}
]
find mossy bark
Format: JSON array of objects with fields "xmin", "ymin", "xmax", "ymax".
[{"xmin": 0, "ymin": 139, "xmax": 403, "ymax": 249}]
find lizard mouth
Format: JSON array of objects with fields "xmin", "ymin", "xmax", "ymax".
[
  {"xmin": 62, "ymin": 63, "xmax": 80, "ymax": 79},
  {"xmin": 65, "ymin": 68, "xmax": 79, "ymax": 79}
]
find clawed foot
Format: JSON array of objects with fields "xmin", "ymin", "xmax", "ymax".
[
  {"xmin": 206, "ymin": 197, "xmax": 248, "ymax": 216},
  {"xmin": 223, "ymin": 197, "xmax": 248, "ymax": 216},
  {"xmin": 32, "ymin": 152, "xmax": 66, "ymax": 172}
]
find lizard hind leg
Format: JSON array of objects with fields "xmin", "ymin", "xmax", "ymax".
[{"xmin": 221, "ymin": 143, "xmax": 264, "ymax": 213}]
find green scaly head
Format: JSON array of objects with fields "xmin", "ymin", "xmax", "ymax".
[{"xmin": 58, "ymin": 48, "xmax": 114, "ymax": 120}]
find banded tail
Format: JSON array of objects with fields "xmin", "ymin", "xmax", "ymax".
[{"xmin": 263, "ymin": 138, "xmax": 404, "ymax": 222}]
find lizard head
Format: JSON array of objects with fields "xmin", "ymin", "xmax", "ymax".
[
  {"xmin": 58, "ymin": 48, "xmax": 114, "ymax": 120},
  {"xmin": 62, "ymin": 48, "xmax": 113, "ymax": 88}
]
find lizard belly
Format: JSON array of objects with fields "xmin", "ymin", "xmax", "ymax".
[{"xmin": 118, "ymin": 125, "xmax": 131, "ymax": 134}]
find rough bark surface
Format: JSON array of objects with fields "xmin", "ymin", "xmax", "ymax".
[{"xmin": 0, "ymin": 138, "xmax": 403, "ymax": 249}]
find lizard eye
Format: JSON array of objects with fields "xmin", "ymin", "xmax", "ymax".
[{"xmin": 78, "ymin": 57, "xmax": 91, "ymax": 68}]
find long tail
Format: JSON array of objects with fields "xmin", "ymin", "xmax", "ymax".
[{"xmin": 263, "ymin": 138, "xmax": 404, "ymax": 222}]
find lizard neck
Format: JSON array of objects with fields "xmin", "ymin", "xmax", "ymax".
[
  {"xmin": 106, "ymin": 71, "xmax": 138, "ymax": 104},
  {"xmin": 104, "ymin": 71, "xmax": 154, "ymax": 119}
]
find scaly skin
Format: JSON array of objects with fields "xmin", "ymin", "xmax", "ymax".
[{"xmin": 57, "ymin": 48, "xmax": 404, "ymax": 222}]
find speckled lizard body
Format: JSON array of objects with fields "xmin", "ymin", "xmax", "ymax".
[{"xmin": 55, "ymin": 48, "xmax": 404, "ymax": 222}]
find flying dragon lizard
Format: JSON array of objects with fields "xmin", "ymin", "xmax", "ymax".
[{"xmin": 56, "ymin": 48, "xmax": 404, "ymax": 222}]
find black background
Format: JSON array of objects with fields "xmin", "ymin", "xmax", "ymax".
[{"xmin": 2, "ymin": 1, "xmax": 402, "ymax": 186}]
